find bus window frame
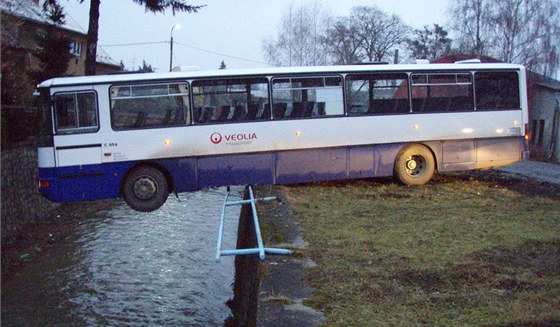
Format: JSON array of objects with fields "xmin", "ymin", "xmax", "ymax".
[
  {"xmin": 52, "ymin": 90, "xmax": 100, "ymax": 135},
  {"xmin": 409, "ymin": 72, "xmax": 475, "ymax": 113},
  {"xmin": 191, "ymin": 77, "xmax": 271, "ymax": 125},
  {"xmin": 345, "ymin": 72, "xmax": 411, "ymax": 116},
  {"xmin": 473, "ymin": 70, "xmax": 521, "ymax": 111},
  {"xmin": 271, "ymin": 74, "xmax": 345, "ymax": 120},
  {"xmin": 109, "ymin": 81, "xmax": 191, "ymax": 131},
  {"xmin": 38, "ymin": 88, "xmax": 55, "ymax": 146}
]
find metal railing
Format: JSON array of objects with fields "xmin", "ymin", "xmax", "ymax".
[{"xmin": 215, "ymin": 186, "xmax": 293, "ymax": 263}]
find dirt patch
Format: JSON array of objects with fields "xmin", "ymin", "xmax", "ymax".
[
  {"xmin": 1, "ymin": 200, "xmax": 117, "ymax": 282},
  {"xmin": 459, "ymin": 169, "xmax": 560, "ymax": 199},
  {"xmin": 483, "ymin": 318, "xmax": 560, "ymax": 327},
  {"xmin": 396, "ymin": 239, "xmax": 560, "ymax": 295}
]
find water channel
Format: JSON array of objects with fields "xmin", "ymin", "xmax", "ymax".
[{"xmin": 2, "ymin": 187, "xmax": 243, "ymax": 326}]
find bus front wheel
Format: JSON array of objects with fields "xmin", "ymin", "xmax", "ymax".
[
  {"xmin": 123, "ymin": 166, "xmax": 169, "ymax": 212},
  {"xmin": 395, "ymin": 144, "xmax": 435, "ymax": 185}
]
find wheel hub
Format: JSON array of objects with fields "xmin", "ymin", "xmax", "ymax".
[
  {"xmin": 133, "ymin": 177, "xmax": 157, "ymax": 200},
  {"xmin": 407, "ymin": 159, "xmax": 417, "ymax": 170},
  {"xmin": 406, "ymin": 155, "xmax": 425, "ymax": 176}
]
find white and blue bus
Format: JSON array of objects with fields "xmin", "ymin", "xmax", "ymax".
[{"xmin": 36, "ymin": 62, "xmax": 529, "ymax": 212}]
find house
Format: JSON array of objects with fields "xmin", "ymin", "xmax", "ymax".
[
  {"xmin": 527, "ymin": 75, "xmax": 560, "ymax": 162},
  {"xmin": 1, "ymin": 0, "xmax": 120, "ymax": 103},
  {"xmin": 432, "ymin": 55, "xmax": 560, "ymax": 163},
  {"xmin": 1, "ymin": 0, "xmax": 121, "ymax": 146}
]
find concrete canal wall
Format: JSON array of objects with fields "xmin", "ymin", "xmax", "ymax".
[
  {"xmin": 228, "ymin": 186, "xmax": 325, "ymax": 327},
  {"xmin": 226, "ymin": 187, "xmax": 260, "ymax": 327}
]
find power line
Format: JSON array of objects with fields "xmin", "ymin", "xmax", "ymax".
[
  {"xmin": 174, "ymin": 41, "xmax": 269, "ymax": 66},
  {"xmin": 98, "ymin": 40, "xmax": 270, "ymax": 66},
  {"xmin": 99, "ymin": 41, "xmax": 168, "ymax": 47}
]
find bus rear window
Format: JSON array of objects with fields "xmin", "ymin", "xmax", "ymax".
[
  {"xmin": 53, "ymin": 91, "xmax": 98, "ymax": 134},
  {"xmin": 110, "ymin": 83, "xmax": 190, "ymax": 130},
  {"xmin": 475, "ymin": 72, "xmax": 520, "ymax": 110}
]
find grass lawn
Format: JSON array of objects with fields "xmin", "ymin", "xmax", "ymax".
[{"xmin": 258, "ymin": 172, "xmax": 560, "ymax": 326}]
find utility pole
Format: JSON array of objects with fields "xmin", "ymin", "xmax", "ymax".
[{"xmin": 169, "ymin": 24, "xmax": 181, "ymax": 71}]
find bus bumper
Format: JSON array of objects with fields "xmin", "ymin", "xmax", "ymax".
[{"xmin": 38, "ymin": 165, "xmax": 124, "ymax": 203}]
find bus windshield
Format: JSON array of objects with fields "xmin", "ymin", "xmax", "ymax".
[{"xmin": 38, "ymin": 88, "xmax": 54, "ymax": 147}]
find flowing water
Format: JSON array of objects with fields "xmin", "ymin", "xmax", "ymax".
[{"xmin": 2, "ymin": 187, "xmax": 243, "ymax": 326}]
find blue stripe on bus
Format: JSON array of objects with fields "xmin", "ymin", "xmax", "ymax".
[{"xmin": 38, "ymin": 144, "xmax": 406, "ymax": 203}]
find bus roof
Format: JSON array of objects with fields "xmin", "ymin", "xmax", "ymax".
[{"xmin": 38, "ymin": 63, "xmax": 525, "ymax": 88}]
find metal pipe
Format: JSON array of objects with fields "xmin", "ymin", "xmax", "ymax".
[
  {"xmin": 225, "ymin": 196, "xmax": 276, "ymax": 207},
  {"xmin": 248, "ymin": 186, "xmax": 266, "ymax": 260},
  {"xmin": 221, "ymin": 248, "xmax": 293, "ymax": 257},
  {"xmin": 215, "ymin": 189, "xmax": 230, "ymax": 263}
]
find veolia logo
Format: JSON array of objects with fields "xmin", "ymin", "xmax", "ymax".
[
  {"xmin": 210, "ymin": 132, "xmax": 223, "ymax": 144},
  {"xmin": 210, "ymin": 132, "xmax": 258, "ymax": 145}
]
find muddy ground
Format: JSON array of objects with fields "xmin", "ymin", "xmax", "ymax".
[{"xmin": 1, "ymin": 200, "xmax": 117, "ymax": 282}]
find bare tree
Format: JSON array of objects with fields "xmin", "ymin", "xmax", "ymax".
[
  {"xmin": 324, "ymin": 17, "xmax": 365, "ymax": 65},
  {"xmin": 449, "ymin": 0, "xmax": 560, "ymax": 77},
  {"xmin": 262, "ymin": 2, "xmax": 331, "ymax": 67},
  {"xmin": 449, "ymin": 0, "xmax": 494, "ymax": 56},
  {"xmin": 350, "ymin": 6, "xmax": 411, "ymax": 63},
  {"xmin": 493, "ymin": 0, "xmax": 559, "ymax": 77}
]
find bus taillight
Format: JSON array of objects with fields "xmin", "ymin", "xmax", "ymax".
[{"xmin": 38, "ymin": 180, "xmax": 50, "ymax": 188}]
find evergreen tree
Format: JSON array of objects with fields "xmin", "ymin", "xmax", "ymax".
[
  {"xmin": 1, "ymin": 48, "xmax": 28, "ymax": 105},
  {"xmin": 29, "ymin": 1, "xmax": 72, "ymax": 84},
  {"xmin": 137, "ymin": 60, "xmax": 155, "ymax": 73},
  {"xmin": 407, "ymin": 24, "xmax": 452, "ymax": 61}
]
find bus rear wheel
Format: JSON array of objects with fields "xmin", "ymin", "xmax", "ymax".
[
  {"xmin": 123, "ymin": 166, "xmax": 169, "ymax": 212},
  {"xmin": 395, "ymin": 144, "xmax": 435, "ymax": 185}
]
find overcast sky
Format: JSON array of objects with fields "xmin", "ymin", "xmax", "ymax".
[{"xmin": 62, "ymin": 0, "xmax": 449, "ymax": 72}]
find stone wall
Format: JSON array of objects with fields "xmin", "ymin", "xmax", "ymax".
[{"xmin": 1, "ymin": 146, "xmax": 58, "ymax": 245}]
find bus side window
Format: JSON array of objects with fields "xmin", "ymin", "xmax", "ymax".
[
  {"xmin": 110, "ymin": 82, "xmax": 190, "ymax": 130},
  {"xmin": 53, "ymin": 91, "xmax": 98, "ymax": 134},
  {"xmin": 411, "ymin": 73, "xmax": 473, "ymax": 113},
  {"xmin": 192, "ymin": 78, "xmax": 269, "ymax": 124},
  {"xmin": 345, "ymin": 73, "xmax": 410, "ymax": 116},
  {"xmin": 272, "ymin": 76, "xmax": 344, "ymax": 120}
]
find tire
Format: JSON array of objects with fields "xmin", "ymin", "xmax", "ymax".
[
  {"xmin": 395, "ymin": 144, "xmax": 435, "ymax": 186},
  {"xmin": 122, "ymin": 166, "xmax": 169, "ymax": 212}
]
